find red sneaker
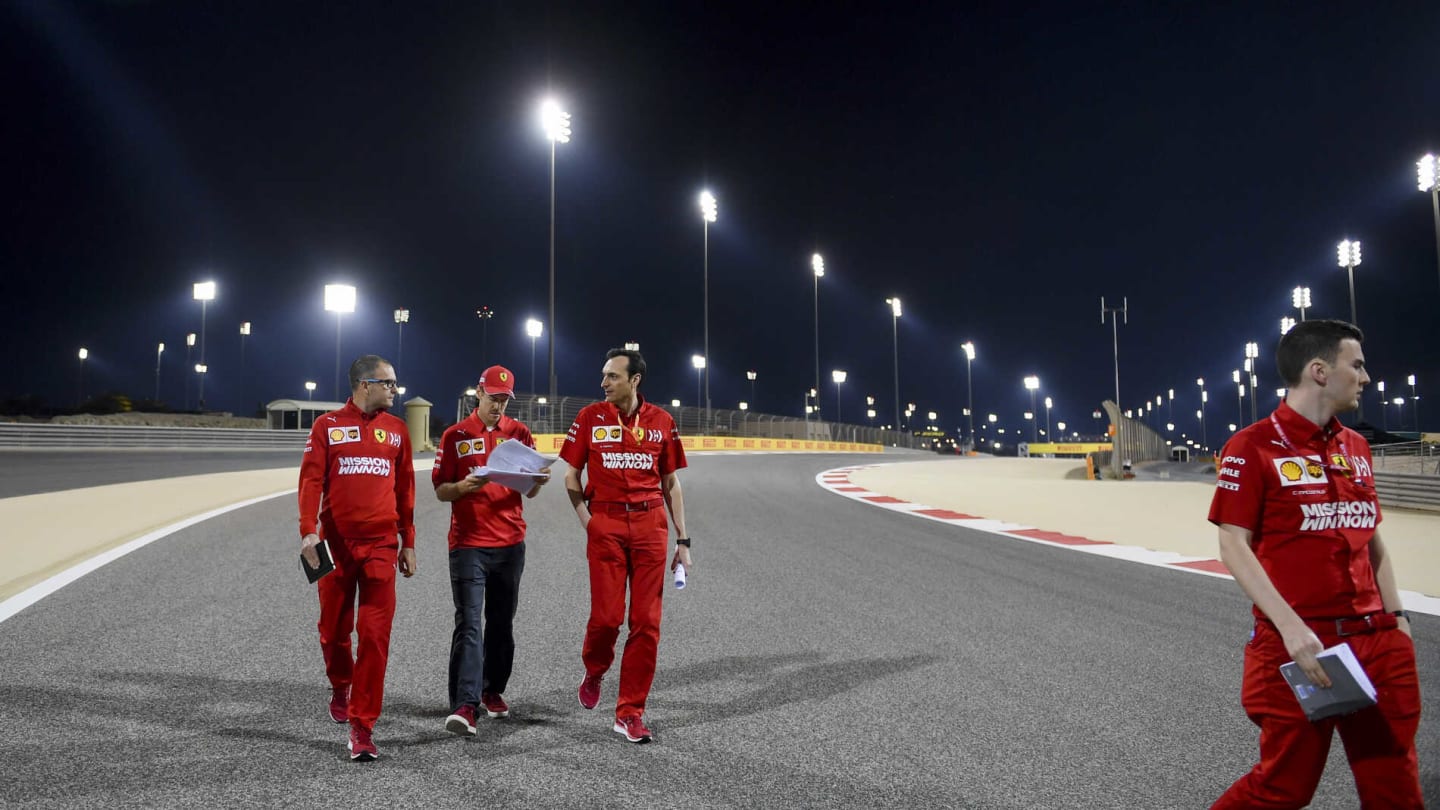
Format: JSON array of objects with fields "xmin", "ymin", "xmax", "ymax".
[
  {"xmin": 479, "ymin": 692, "xmax": 510, "ymax": 719},
  {"xmin": 348, "ymin": 722, "xmax": 378, "ymax": 761},
  {"xmin": 578, "ymin": 674, "xmax": 602, "ymax": 710},
  {"xmin": 445, "ymin": 704, "xmax": 478, "ymax": 736},
  {"xmin": 328, "ymin": 686, "xmax": 349, "ymax": 724},
  {"xmin": 613, "ymin": 714, "xmax": 653, "ymax": 744}
]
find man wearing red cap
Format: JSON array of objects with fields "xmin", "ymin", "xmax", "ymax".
[
  {"xmin": 299, "ymin": 354, "xmax": 416, "ymax": 762},
  {"xmin": 561, "ymin": 347, "xmax": 691, "ymax": 744},
  {"xmin": 434, "ymin": 365, "xmax": 550, "ymax": 737}
]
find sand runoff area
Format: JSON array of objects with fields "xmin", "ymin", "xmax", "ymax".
[{"xmin": 846, "ymin": 456, "xmax": 1440, "ymax": 601}]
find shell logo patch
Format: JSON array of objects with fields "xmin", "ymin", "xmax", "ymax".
[
  {"xmin": 328, "ymin": 426, "xmax": 362, "ymax": 445},
  {"xmin": 457, "ymin": 441, "xmax": 472, "ymax": 455},
  {"xmin": 1273, "ymin": 455, "xmax": 1327, "ymax": 487},
  {"xmin": 455, "ymin": 439, "xmax": 484, "ymax": 457}
]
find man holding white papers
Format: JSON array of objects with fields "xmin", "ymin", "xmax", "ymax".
[
  {"xmin": 434, "ymin": 365, "xmax": 550, "ymax": 735},
  {"xmin": 1208, "ymin": 320, "xmax": 1420, "ymax": 808}
]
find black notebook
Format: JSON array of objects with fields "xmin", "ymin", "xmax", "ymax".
[
  {"xmin": 1278, "ymin": 642, "xmax": 1378, "ymax": 721},
  {"xmin": 301, "ymin": 540, "xmax": 335, "ymax": 584}
]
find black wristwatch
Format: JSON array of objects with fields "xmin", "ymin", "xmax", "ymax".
[
  {"xmin": 1391, "ymin": 610, "xmax": 1412, "ymax": 621},
  {"xmin": 676, "ymin": 537, "xmax": 691, "ymax": 548}
]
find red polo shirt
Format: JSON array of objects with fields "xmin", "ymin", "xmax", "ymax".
[
  {"xmin": 559, "ymin": 395, "xmax": 687, "ymax": 504},
  {"xmin": 1208, "ymin": 400, "xmax": 1382, "ymax": 619},
  {"xmin": 432, "ymin": 411, "xmax": 535, "ymax": 550}
]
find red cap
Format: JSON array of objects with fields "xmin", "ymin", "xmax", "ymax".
[{"xmin": 478, "ymin": 365, "xmax": 516, "ymax": 396}]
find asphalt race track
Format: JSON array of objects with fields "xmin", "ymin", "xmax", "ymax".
[{"xmin": 1, "ymin": 453, "xmax": 1435, "ymax": 809}]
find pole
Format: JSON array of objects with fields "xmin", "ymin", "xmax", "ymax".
[
  {"xmin": 1111, "ymin": 316, "xmax": 1120, "ymax": 408},
  {"xmin": 813, "ymin": 273, "xmax": 820, "ymax": 414},
  {"xmin": 397, "ymin": 322, "xmax": 404, "ymax": 370},
  {"xmin": 1029, "ymin": 389, "xmax": 1037, "ymax": 443},
  {"xmin": 530, "ymin": 336, "xmax": 537, "ymax": 395},
  {"xmin": 198, "ymin": 300, "xmax": 208, "ymax": 409},
  {"xmin": 965, "ymin": 356, "xmax": 974, "ymax": 450},
  {"xmin": 155, "ymin": 347, "xmax": 162, "ymax": 402},
  {"xmin": 891, "ymin": 313, "xmax": 900, "ymax": 429},
  {"xmin": 835, "ymin": 381, "xmax": 842, "ymax": 423},
  {"xmin": 703, "ymin": 220, "xmax": 711, "ymax": 432},
  {"xmin": 1432, "ymin": 189, "xmax": 1440, "ymax": 299},
  {"xmin": 334, "ymin": 313, "xmax": 343, "ymax": 401},
  {"xmin": 547, "ymin": 139, "xmax": 557, "ymax": 408}
]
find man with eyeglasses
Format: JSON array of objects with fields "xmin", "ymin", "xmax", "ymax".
[
  {"xmin": 299, "ymin": 354, "xmax": 416, "ymax": 762},
  {"xmin": 1209, "ymin": 320, "xmax": 1420, "ymax": 807},
  {"xmin": 433, "ymin": 365, "xmax": 550, "ymax": 737}
]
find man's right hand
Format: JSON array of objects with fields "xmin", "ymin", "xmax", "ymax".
[
  {"xmin": 301, "ymin": 533, "xmax": 321, "ymax": 568},
  {"xmin": 1281, "ymin": 625, "xmax": 1329, "ymax": 688}
]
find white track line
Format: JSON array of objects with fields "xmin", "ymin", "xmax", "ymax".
[
  {"xmin": 817, "ymin": 464, "xmax": 1440, "ymax": 617},
  {"xmin": 0, "ymin": 489, "xmax": 296, "ymax": 624}
]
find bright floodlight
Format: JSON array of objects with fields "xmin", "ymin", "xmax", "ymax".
[
  {"xmin": 1419, "ymin": 154, "xmax": 1437, "ymax": 192},
  {"xmin": 739, "ymin": 402, "xmax": 748, "ymax": 410},
  {"xmin": 541, "ymin": 99, "xmax": 571, "ymax": 143},
  {"xmin": 394, "ymin": 308, "xmax": 410, "ymax": 324},
  {"xmin": 240, "ymin": 321, "xmax": 251, "ymax": 336},
  {"xmin": 526, "ymin": 318, "xmax": 543, "ymax": 338},
  {"xmin": 887, "ymin": 297, "xmax": 902, "ymax": 317},
  {"xmin": 1394, "ymin": 397, "xmax": 1405, "ymax": 406},
  {"xmin": 1292, "ymin": 286, "xmax": 1311, "ymax": 309},
  {"xmin": 832, "ymin": 369, "xmax": 847, "ymax": 384},
  {"xmin": 158, "ymin": 342, "xmax": 165, "ymax": 353},
  {"xmin": 1378, "ymin": 380, "xmax": 1386, "ymax": 394},
  {"xmin": 324, "ymin": 284, "xmax": 357, "ymax": 313},
  {"xmin": 812, "ymin": 253, "xmax": 825, "ymax": 278},
  {"xmin": 1232, "ymin": 369, "xmax": 1241, "ymax": 384},
  {"xmin": 962, "ymin": 341, "xmax": 975, "ymax": 361},
  {"xmin": 987, "ymin": 414, "xmax": 997, "ymax": 423},
  {"xmin": 1408, "ymin": 374, "xmax": 1417, "ymax": 386},
  {"xmin": 1245, "ymin": 342, "xmax": 1259, "ymax": 360},
  {"xmin": 186, "ymin": 333, "xmax": 196, "ymax": 347},
  {"xmin": 305, "ymin": 381, "xmax": 317, "ymax": 391},
  {"xmin": 1044, "ymin": 396, "xmax": 1052, "ymax": 408},
  {"xmin": 1337, "ymin": 239, "xmax": 1361, "ymax": 268},
  {"xmin": 1023, "ymin": 375, "xmax": 1040, "ymax": 391},
  {"xmin": 1196, "ymin": 377, "xmax": 1204, "ymax": 387},
  {"xmin": 691, "ymin": 354, "xmax": 706, "ymax": 370},
  {"xmin": 927, "ymin": 411, "xmax": 937, "ymax": 420},
  {"xmin": 671, "ymin": 399, "xmax": 681, "ymax": 407},
  {"xmin": 1281, "ymin": 316, "xmax": 1296, "ymax": 335},
  {"xmin": 193, "ymin": 281, "xmax": 216, "ymax": 301},
  {"xmin": 78, "ymin": 347, "xmax": 88, "ymax": 360},
  {"xmin": 699, "ymin": 190, "xmax": 717, "ymax": 223},
  {"xmin": 747, "ymin": 370, "xmax": 757, "ymax": 381}
]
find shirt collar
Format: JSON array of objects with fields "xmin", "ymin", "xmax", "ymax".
[
  {"xmin": 342, "ymin": 398, "xmax": 384, "ymax": 421},
  {"xmin": 607, "ymin": 393, "xmax": 648, "ymax": 421},
  {"xmin": 1272, "ymin": 399, "xmax": 1343, "ymax": 447},
  {"xmin": 467, "ymin": 410, "xmax": 508, "ymax": 432}
]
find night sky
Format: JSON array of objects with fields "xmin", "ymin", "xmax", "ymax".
[{"xmin": 5, "ymin": 1, "xmax": 1439, "ymax": 438}]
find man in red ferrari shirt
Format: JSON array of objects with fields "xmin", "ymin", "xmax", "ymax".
[
  {"xmin": 562, "ymin": 348, "xmax": 691, "ymax": 744},
  {"xmin": 299, "ymin": 355, "xmax": 416, "ymax": 762},
  {"xmin": 1209, "ymin": 320, "xmax": 1420, "ymax": 808},
  {"xmin": 433, "ymin": 365, "xmax": 550, "ymax": 736}
]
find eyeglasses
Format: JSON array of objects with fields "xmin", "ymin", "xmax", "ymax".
[{"xmin": 362, "ymin": 379, "xmax": 399, "ymax": 390}]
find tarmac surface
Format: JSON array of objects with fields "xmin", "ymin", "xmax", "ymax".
[{"xmin": 0, "ymin": 450, "xmax": 1436, "ymax": 808}]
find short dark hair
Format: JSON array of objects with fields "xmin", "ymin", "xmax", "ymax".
[
  {"xmin": 605, "ymin": 348, "xmax": 646, "ymax": 386},
  {"xmin": 1275, "ymin": 320, "xmax": 1363, "ymax": 387},
  {"xmin": 348, "ymin": 354, "xmax": 391, "ymax": 390}
]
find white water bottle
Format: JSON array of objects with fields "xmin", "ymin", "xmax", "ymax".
[{"xmin": 673, "ymin": 562, "xmax": 687, "ymax": 589}]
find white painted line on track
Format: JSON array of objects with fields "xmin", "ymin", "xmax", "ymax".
[
  {"xmin": 816, "ymin": 463, "xmax": 1440, "ymax": 617},
  {"xmin": 0, "ymin": 488, "xmax": 296, "ymax": 624}
]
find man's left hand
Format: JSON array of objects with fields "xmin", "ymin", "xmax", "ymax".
[
  {"xmin": 673, "ymin": 544, "xmax": 692, "ymax": 572},
  {"xmin": 399, "ymin": 547, "xmax": 417, "ymax": 578}
]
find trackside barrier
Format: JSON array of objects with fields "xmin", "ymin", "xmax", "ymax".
[
  {"xmin": 1374, "ymin": 472, "xmax": 1440, "ymax": 514},
  {"xmin": 0, "ymin": 424, "xmax": 307, "ymax": 450},
  {"xmin": 531, "ymin": 434, "xmax": 883, "ymax": 455}
]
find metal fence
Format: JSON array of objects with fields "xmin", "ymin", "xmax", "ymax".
[
  {"xmin": 0, "ymin": 423, "xmax": 307, "ymax": 450},
  {"xmin": 455, "ymin": 394, "xmax": 919, "ymax": 447},
  {"xmin": 1371, "ymin": 440, "xmax": 1440, "ymax": 476}
]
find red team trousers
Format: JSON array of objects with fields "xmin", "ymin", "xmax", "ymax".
[
  {"xmin": 317, "ymin": 534, "xmax": 399, "ymax": 732},
  {"xmin": 583, "ymin": 504, "xmax": 668, "ymax": 719},
  {"xmin": 1212, "ymin": 620, "xmax": 1422, "ymax": 809}
]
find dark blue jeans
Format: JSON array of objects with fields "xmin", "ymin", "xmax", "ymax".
[{"xmin": 448, "ymin": 543, "xmax": 526, "ymax": 709}]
